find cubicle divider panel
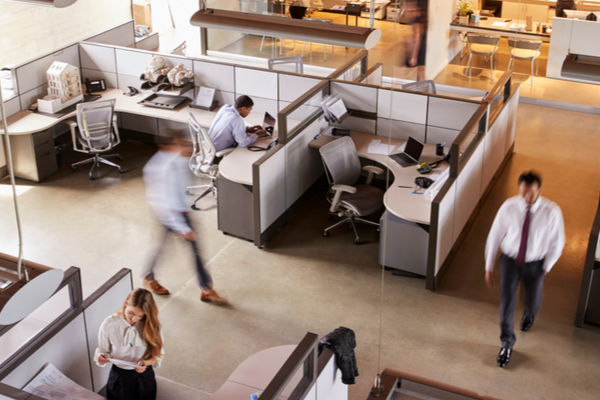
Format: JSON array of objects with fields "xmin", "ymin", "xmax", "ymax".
[
  {"xmin": 377, "ymin": 88, "xmax": 428, "ymax": 141},
  {"xmin": 79, "ymin": 43, "xmax": 119, "ymax": 90},
  {"xmin": 285, "ymin": 116, "xmax": 328, "ymax": 209},
  {"xmin": 432, "ymin": 179, "xmax": 457, "ymax": 279},
  {"xmin": 136, "ymin": 33, "xmax": 160, "ymax": 51},
  {"xmin": 279, "ymin": 75, "xmax": 323, "ymax": 104},
  {"xmin": 452, "ymin": 138, "xmax": 484, "ymax": 244},
  {"xmin": 235, "ymin": 66, "xmax": 279, "ymax": 118},
  {"xmin": 115, "ymin": 47, "xmax": 154, "ymax": 93},
  {"xmin": 575, "ymin": 195, "xmax": 600, "ymax": 327},
  {"xmin": 254, "ymin": 145, "xmax": 287, "ymax": 247},
  {"xmin": 2, "ymin": 97, "xmax": 21, "ymax": 119},
  {"xmin": 1, "ymin": 313, "xmax": 93, "ymax": 392},
  {"xmin": 426, "ymin": 97, "xmax": 481, "ymax": 144},
  {"xmin": 83, "ymin": 20, "xmax": 136, "ymax": 48},
  {"xmin": 362, "ymin": 63, "xmax": 383, "ymax": 87},
  {"xmin": 14, "ymin": 44, "xmax": 80, "ymax": 111},
  {"xmin": 83, "ymin": 269, "xmax": 133, "ymax": 393},
  {"xmin": 193, "ymin": 60, "xmax": 236, "ymax": 107},
  {"xmin": 329, "ymin": 81, "xmax": 378, "ymax": 133}
]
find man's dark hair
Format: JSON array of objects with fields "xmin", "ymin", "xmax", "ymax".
[
  {"xmin": 235, "ymin": 95, "xmax": 254, "ymax": 109},
  {"xmin": 518, "ymin": 171, "xmax": 542, "ymax": 188}
]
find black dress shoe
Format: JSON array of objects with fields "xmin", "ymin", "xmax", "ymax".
[
  {"xmin": 497, "ymin": 347, "xmax": 512, "ymax": 368},
  {"xmin": 521, "ymin": 315, "xmax": 535, "ymax": 332}
]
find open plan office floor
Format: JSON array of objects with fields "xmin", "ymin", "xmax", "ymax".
[{"xmin": 1, "ymin": 103, "xmax": 600, "ymax": 399}]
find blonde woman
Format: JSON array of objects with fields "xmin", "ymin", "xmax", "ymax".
[{"xmin": 95, "ymin": 288, "xmax": 164, "ymax": 400}]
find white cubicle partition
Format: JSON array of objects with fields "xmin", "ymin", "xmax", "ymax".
[
  {"xmin": 83, "ymin": 272, "xmax": 133, "ymax": 392},
  {"xmin": 434, "ymin": 180, "xmax": 456, "ymax": 276},
  {"xmin": 13, "ymin": 44, "xmax": 80, "ymax": 111},
  {"xmin": 194, "ymin": 60, "xmax": 236, "ymax": 107},
  {"xmin": 79, "ymin": 43, "xmax": 119, "ymax": 89},
  {"xmin": 83, "ymin": 20, "xmax": 136, "ymax": 48},
  {"xmin": 0, "ymin": 313, "xmax": 93, "ymax": 391},
  {"xmin": 453, "ymin": 140, "xmax": 484, "ymax": 244},
  {"xmin": 285, "ymin": 116, "xmax": 328, "ymax": 209},
  {"xmin": 255, "ymin": 146, "xmax": 287, "ymax": 246},
  {"xmin": 236, "ymin": 67, "xmax": 279, "ymax": 117}
]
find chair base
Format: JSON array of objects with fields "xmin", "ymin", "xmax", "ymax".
[
  {"xmin": 71, "ymin": 153, "xmax": 122, "ymax": 180},
  {"xmin": 323, "ymin": 213, "xmax": 379, "ymax": 244},
  {"xmin": 187, "ymin": 181, "xmax": 217, "ymax": 210}
]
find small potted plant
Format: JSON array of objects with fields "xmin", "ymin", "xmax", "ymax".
[{"xmin": 457, "ymin": 0, "xmax": 472, "ymax": 25}]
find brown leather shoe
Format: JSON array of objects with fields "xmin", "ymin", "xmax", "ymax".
[
  {"xmin": 142, "ymin": 277, "xmax": 170, "ymax": 295},
  {"xmin": 200, "ymin": 289, "xmax": 228, "ymax": 305}
]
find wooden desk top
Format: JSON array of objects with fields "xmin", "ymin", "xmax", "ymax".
[
  {"xmin": 219, "ymin": 136, "xmax": 276, "ymax": 186},
  {"xmin": 310, "ymin": 131, "xmax": 449, "ymax": 225}
]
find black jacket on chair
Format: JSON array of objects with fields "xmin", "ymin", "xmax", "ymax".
[{"xmin": 318, "ymin": 327, "xmax": 359, "ymax": 385}]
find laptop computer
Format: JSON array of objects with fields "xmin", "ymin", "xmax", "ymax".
[
  {"xmin": 262, "ymin": 112, "xmax": 276, "ymax": 136},
  {"xmin": 389, "ymin": 136, "xmax": 424, "ymax": 167}
]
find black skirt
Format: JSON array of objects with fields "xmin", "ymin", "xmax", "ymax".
[{"xmin": 107, "ymin": 365, "xmax": 157, "ymax": 400}]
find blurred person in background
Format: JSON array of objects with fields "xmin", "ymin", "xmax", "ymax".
[
  {"xmin": 396, "ymin": 0, "xmax": 426, "ymax": 82},
  {"xmin": 142, "ymin": 132, "xmax": 228, "ymax": 304}
]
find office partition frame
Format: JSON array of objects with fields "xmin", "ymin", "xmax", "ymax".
[
  {"xmin": 575, "ymin": 195, "xmax": 600, "ymax": 327},
  {"xmin": 427, "ymin": 71, "xmax": 519, "ymax": 290}
]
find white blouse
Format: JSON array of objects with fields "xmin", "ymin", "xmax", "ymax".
[{"xmin": 95, "ymin": 313, "xmax": 164, "ymax": 370}]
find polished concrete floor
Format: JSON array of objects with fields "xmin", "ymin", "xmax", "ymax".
[{"xmin": 1, "ymin": 102, "xmax": 600, "ymax": 399}]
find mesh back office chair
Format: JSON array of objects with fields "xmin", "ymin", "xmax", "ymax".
[
  {"xmin": 402, "ymin": 80, "xmax": 437, "ymax": 94},
  {"xmin": 464, "ymin": 34, "xmax": 501, "ymax": 81},
  {"xmin": 67, "ymin": 99, "xmax": 123, "ymax": 180},
  {"xmin": 507, "ymin": 39, "xmax": 543, "ymax": 86},
  {"xmin": 186, "ymin": 112, "xmax": 235, "ymax": 210},
  {"xmin": 267, "ymin": 56, "xmax": 304, "ymax": 74},
  {"xmin": 319, "ymin": 137, "xmax": 384, "ymax": 244}
]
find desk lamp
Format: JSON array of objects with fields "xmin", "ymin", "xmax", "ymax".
[{"xmin": 0, "ymin": 73, "xmax": 64, "ymax": 327}]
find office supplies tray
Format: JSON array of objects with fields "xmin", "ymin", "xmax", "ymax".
[{"xmin": 138, "ymin": 93, "xmax": 189, "ymax": 109}]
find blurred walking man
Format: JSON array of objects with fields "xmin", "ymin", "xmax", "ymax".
[
  {"xmin": 142, "ymin": 134, "xmax": 227, "ymax": 305},
  {"xmin": 485, "ymin": 171, "xmax": 565, "ymax": 368}
]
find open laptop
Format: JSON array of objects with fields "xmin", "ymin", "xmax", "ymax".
[
  {"xmin": 262, "ymin": 112, "xmax": 276, "ymax": 136},
  {"xmin": 389, "ymin": 136, "xmax": 424, "ymax": 167}
]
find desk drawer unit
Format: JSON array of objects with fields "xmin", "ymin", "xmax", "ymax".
[
  {"xmin": 379, "ymin": 210, "xmax": 429, "ymax": 276},
  {"xmin": 217, "ymin": 175, "xmax": 254, "ymax": 241},
  {"xmin": 11, "ymin": 129, "xmax": 58, "ymax": 182}
]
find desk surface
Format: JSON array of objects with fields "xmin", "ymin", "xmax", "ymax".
[
  {"xmin": 450, "ymin": 17, "xmax": 551, "ymax": 42},
  {"xmin": 310, "ymin": 131, "xmax": 449, "ymax": 225}
]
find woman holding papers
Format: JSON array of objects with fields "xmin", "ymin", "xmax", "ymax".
[{"xmin": 95, "ymin": 288, "xmax": 164, "ymax": 400}]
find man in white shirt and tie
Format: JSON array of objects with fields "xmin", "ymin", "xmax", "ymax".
[
  {"xmin": 485, "ymin": 171, "xmax": 565, "ymax": 368},
  {"xmin": 208, "ymin": 95, "xmax": 268, "ymax": 153}
]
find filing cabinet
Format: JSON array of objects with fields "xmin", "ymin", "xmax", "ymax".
[{"xmin": 10, "ymin": 129, "xmax": 58, "ymax": 182}]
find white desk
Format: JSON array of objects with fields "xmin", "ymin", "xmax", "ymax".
[
  {"xmin": 0, "ymin": 88, "xmax": 273, "ymax": 186},
  {"xmin": 450, "ymin": 16, "xmax": 551, "ymax": 42},
  {"xmin": 310, "ymin": 131, "xmax": 449, "ymax": 225}
]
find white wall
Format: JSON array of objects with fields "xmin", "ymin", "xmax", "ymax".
[
  {"xmin": 425, "ymin": 0, "xmax": 461, "ymax": 79},
  {"xmin": 0, "ymin": 0, "xmax": 131, "ymax": 68}
]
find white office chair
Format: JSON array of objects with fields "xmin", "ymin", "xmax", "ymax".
[
  {"xmin": 186, "ymin": 112, "xmax": 235, "ymax": 210},
  {"xmin": 507, "ymin": 39, "xmax": 542, "ymax": 86},
  {"xmin": 260, "ymin": 12, "xmax": 290, "ymax": 54},
  {"xmin": 267, "ymin": 56, "xmax": 304, "ymax": 74},
  {"xmin": 67, "ymin": 99, "xmax": 122, "ymax": 180},
  {"xmin": 464, "ymin": 34, "xmax": 501, "ymax": 81},
  {"xmin": 319, "ymin": 137, "xmax": 384, "ymax": 244}
]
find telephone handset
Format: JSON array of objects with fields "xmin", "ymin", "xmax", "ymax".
[{"xmin": 248, "ymin": 139, "xmax": 279, "ymax": 152}]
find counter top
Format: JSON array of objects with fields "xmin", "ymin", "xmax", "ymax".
[
  {"xmin": 450, "ymin": 16, "xmax": 551, "ymax": 42},
  {"xmin": 218, "ymin": 136, "xmax": 276, "ymax": 186},
  {"xmin": 310, "ymin": 131, "xmax": 449, "ymax": 225}
]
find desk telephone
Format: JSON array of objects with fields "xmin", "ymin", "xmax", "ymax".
[
  {"xmin": 85, "ymin": 78, "xmax": 106, "ymax": 93},
  {"xmin": 248, "ymin": 139, "xmax": 278, "ymax": 152}
]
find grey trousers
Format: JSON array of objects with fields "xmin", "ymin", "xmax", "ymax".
[{"xmin": 499, "ymin": 253, "xmax": 545, "ymax": 349}]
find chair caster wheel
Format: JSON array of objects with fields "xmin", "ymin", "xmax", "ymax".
[
  {"xmin": 323, "ymin": 231, "xmax": 329, "ymax": 237},
  {"xmin": 71, "ymin": 166, "xmax": 77, "ymax": 171},
  {"xmin": 117, "ymin": 155, "xmax": 123, "ymax": 161},
  {"xmin": 327, "ymin": 215, "xmax": 334, "ymax": 220},
  {"xmin": 89, "ymin": 175, "xmax": 96, "ymax": 181},
  {"xmin": 185, "ymin": 190, "xmax": 192, "ymax": 196},
  {"xmin": 353, "ymin": 238, "xmax": 360, "ymax": 245},
  {"xmin": 118, "ymin": 168, "xmax": 124, "ymax": 174},
  {"xmin": 191, "ymin": 205, "xmax": 199, "ymax": 211}
]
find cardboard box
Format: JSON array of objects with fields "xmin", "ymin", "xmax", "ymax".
[{"xmin": 134, "ymin": 0, "xmax": 152, "ymax": 32}]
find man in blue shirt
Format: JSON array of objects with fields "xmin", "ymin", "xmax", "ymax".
[{"xmin": 208, "ymin": 95, "xmax": 268, "ymax": 152}]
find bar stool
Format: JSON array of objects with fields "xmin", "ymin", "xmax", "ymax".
[
  {"xmin": 507, "ymin": 39, "xmax": 543, "ymax": 86},
  {"xmin": 464, "ymin": 34, "xmax": 501, "ymax": 81}
]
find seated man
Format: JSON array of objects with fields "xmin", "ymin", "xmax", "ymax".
[{"xmin": 208, "ymin": 95, "xmax": 268, "ymax": 152}]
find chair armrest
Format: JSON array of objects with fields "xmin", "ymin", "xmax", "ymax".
[
  {"xmin": 362, "ymin": 165, "xmax": 384, "ymax": 185},
  {"xmin": 330, "ymin": 184, "xmax": 356, "ymax": 213},
  {"xmin": 216, "ymin": 147, "xmax": 235, "ymax": 158},
  {"xmin": 66, "ymin": 120, "xmax": 78, "ymax": 144}
]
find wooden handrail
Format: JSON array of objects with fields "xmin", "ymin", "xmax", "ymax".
[{"xmin": 367, "ymin": 367, "xmax": 505, "ymax": 400}]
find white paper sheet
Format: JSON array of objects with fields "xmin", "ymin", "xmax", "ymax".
[
  {"xmin": 368, "ymin": 139, "xmax": 396, "ymax": 155},
  {"xmin": 491, "ymin": 21, "xmax": 508, "ymax": 27},
  {"xmin": 23, "ymin": 364, "xmax": 104, "ymax": 400},
  {"xmin": 194, "ymin": 87, "xmax": 216, "ymax": 108},
  {"xmin": 108, "ymin": 358, "xmax": 140, "ymax": 369}
]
